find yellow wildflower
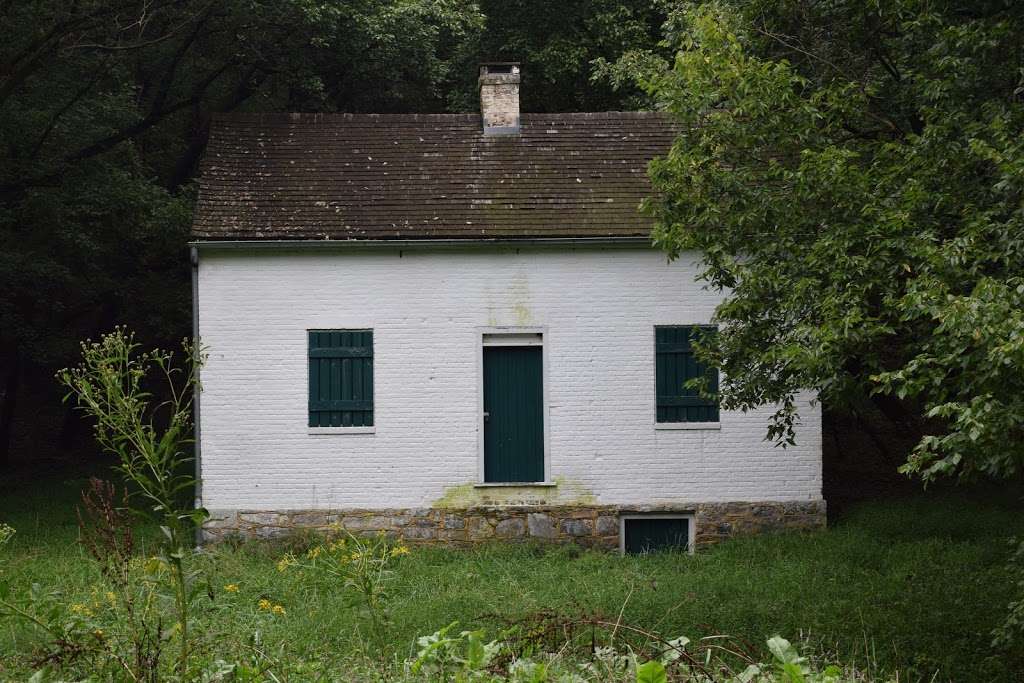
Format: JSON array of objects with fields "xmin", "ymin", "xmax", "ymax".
[
  {"xmin": 224, "ymin": 584, "xmax": 239, "ymax": 593},
  {"xmin": 306, "ymin": 546, "xmax": 322, "ymax": 559},
  {"xmin": 258, "ymin": 598, "xmax": 272, "ymax": 611},
  {"xmin": 276, "ymin": 554, "xmax": 297, "ymax": 572},
  {"xmin": 93, "ymin": 629, "xmax": 105, "ymax": 640},
  {"xmin": 144, "ymin": 556, "xmax": 166, "ymax": 575},
  {"xmin": 392, "ymin": 545, "xmax": 410, "ymax": 557},
  {"xmin": 272, "ymin": 604, "xmax": 286, "ymax": 615}
]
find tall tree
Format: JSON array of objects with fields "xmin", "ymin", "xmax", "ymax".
[
  {"xmin": 449, "ymin": 0, "xmax": 666, "ymax": 112},
  {"xmin": 605, "ymin": 0, "xmax": 1024, "ymax": 480},
  {"xmin": 0, "ymin": 0, "xmax": 485, "ymax": 467},
  {"xmin": 0, "ymin": 0, "xmax": 666, "ymax": 468}
]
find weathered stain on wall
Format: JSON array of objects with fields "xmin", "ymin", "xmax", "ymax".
[
  {"xmin": 432, "ymin": 477, "xmax": 596, "ymax": 509},
  {"xmin": 483, "ymin": 268, "xmax": 533, "ymax": 326},
  {"xmin": 509, "ymin": 273, "xmax": 533, "ymax": 325}
]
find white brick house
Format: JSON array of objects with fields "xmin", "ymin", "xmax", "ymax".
[{"xmin": 192, "ymin": 65, "xmax": 824, "ymax": 550}]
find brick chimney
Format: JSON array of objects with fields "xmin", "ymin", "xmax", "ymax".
[{"xmin": 479, "ymin": 63, "xmax": 520, "ymax": 135}]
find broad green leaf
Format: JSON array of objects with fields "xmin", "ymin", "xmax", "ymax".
[{"xmin": 636, "ymin": 660, "xmax": 667, "ymax": 683}]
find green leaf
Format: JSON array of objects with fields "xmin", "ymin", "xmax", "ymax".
[
  {"xmin": 636, "ymin": 660, "xmax": 667, "ymax": 683},
  {"xmin": 660, "ymin": 635, "xmax": 690, "ymax": 664},
  {"xmin": 735, "ymin": 664, "xmax": 763, "ymax": 682},
  {"xmin": 463, "ymin": 630, "xmax": 488, "ymax": 669},
  {"xmin": 27, "ymin": 669, "xmax": 49, "ymax": 683},
  {"xmin": 188, "ymin": 507, "xmax": 210, "ymax": 525}
]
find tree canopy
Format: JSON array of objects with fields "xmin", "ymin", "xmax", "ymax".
[
  {"xmin": 605, "ymin": 0, "xmax": 1024, "ymax": 480},
  {"xmin": 8, "ymin": 0, "xmax": 1021, "ymax": 483},
  {"xmin": 0, "ymin": 1, "xmax": 666, "ymax": 466}
]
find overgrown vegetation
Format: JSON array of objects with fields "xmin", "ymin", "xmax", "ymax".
[
  {"xmin": 4, "ymin": 0, "xmax": 1024, "ymax": 677},
  {"xmin": 599, "ymin": 1, "xmax": 1024, "ymax": 648},
  {"xmin": 44, "ymin": 329, "xmax": 204, "ymax": 677},
  {"xmin": 1, "ymin": 473, "xmax": 1021, "ymax": 680},
  {"xmin": 277, "ymin": 527, "xmax": 411, "ymax": 648},
  {"xmin": 602, "ymin": 0, "xmax": 1024, "ymax": 482}
]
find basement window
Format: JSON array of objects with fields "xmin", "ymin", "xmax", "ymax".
[{"xmin": 621, "ymin": 515, "xmax": 693, "ymax": 554}]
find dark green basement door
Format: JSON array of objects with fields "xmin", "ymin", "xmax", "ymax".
[
  {"xmin": 624, "ymin": 518, "xmax": 690, "ymax": 554},
  {"xmin": 483, "ymin": 346, "xmax": 544, "ymax": 483}
]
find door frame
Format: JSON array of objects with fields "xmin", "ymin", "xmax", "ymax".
[{"xmin": 476, "ymin": 326, "xmax": 551, "ymax": 484}]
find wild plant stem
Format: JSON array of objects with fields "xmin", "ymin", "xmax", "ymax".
[
  {"xmin": 171, "ymin": 554, "xmax": 189, "ymax": 676},
  {"xmin": 0, "ymin": 597, "xmax": 63, "ymax": 639}
]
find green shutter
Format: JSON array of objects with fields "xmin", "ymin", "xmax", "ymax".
[
  {"xmin": 655, "ymin": 326, "xmax": 719, "ymax": 423},
  {"xmin": 309, "ymin": 330, "xmax": 373, "ymax": 427}
]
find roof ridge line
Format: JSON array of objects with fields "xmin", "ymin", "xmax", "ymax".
[{"xmin": 211, "ymin": 111, "xmax": 671, "ymax": 123}]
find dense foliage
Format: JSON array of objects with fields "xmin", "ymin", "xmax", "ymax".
[
  {"xmin": 449, "ymin": 0, "xmax": 666, "ymax": 113},
  {"xmin": 605, "ymin": 0, "xmax": 1024, "ymax": 481},
  {"xmin": 0, "ymin": 1, "xmax": 666, "ymax": 467}
]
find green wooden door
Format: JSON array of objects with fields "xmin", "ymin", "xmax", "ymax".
[{"xmin": 483, "ymin": 346, "xmax": 544, "ymax": 483}]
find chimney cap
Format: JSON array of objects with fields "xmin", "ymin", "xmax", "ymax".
[{"xmin": 479, "ymin": 62, "xmax": 520, "ymax": 78}]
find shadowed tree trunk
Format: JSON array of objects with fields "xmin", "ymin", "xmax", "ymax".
[
  {"xmin": 0, "ymin": 345, "xmax": 20, "ymax": 471},
  {"xmin": 57, "ymin": 402, "xmax": 85, "ymax": 453}
]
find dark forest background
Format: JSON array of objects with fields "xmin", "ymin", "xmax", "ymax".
[{"xmin": 0, "ymin": 0, "xmax": 910, "ymax": 506}]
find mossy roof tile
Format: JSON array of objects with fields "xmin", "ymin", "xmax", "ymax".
[{"xmin": 193, "ymin": 112, "xmax": 680, "ymax": 241}]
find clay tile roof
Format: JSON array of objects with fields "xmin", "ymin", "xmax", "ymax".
[{"xmin": 192, "ymin": 111, "xmax": 680, "ymax": 241}]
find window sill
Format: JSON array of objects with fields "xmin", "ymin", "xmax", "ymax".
[
  {"xmin": 655, "ymin": 422, "xmax": 721, "ymax": 431},
  {"xmin": 474, "ymin": 482, "xmax": 557, "ymax": 488},
  {"xmin": 308, "ymin": 427, "xmax": 376, "ymax": 435}
]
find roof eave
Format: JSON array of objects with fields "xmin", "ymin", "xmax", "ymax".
[{"xmin": 189, "ymin": 236, "xmax": 654, "ymax": 250}]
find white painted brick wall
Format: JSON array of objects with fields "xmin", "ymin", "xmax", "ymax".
[{"xmin": 196, "ymin": 245, "xmax": 822, "ymax": 511}]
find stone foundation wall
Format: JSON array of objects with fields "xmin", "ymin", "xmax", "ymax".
[{"xmin": 203, "ymin": 500, "xmax": 826, "ymax": 550}]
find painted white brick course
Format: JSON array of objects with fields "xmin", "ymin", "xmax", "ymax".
[{"xmin": 196, "ymin": 245, "xmax": 822, "ymax": 511}]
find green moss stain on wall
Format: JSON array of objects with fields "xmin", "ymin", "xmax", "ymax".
[
  {"xmin": 551, "ymin": 476, "xmax": 596, "ymax": 505},
  {"xmin": 433, "ymin": 483, "xmax": 479, "ymax": 508},
  {"xmin": 432, "ymin": 478, "xmax": 597, "ymax": 509},
  {"xmin": 483, "ymin": 272, "xmax": 534, "ymax": 327}
]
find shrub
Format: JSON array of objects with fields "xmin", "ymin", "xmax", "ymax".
[
  {"xmin": 277, "ymin": 527, "xmax": 409, "ymax": 646},
  {"xmin": 993, "ymin": 538, "xmax": 1024, "ymax": 650},
  {"xmin": 404, "ymin": 623, "xmax": 879, "ymax": 682},
  {"xmin": 57, "ymin": 327, "xmax": 205, "ymax": 676}
]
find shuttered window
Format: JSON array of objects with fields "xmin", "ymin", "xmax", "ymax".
[
  {"xmin": 655, "ymin": 326, "xmax": 719, "ymax": 423},
  {"xmin": 308, "ymin": 330, "xmax": 373, "ymax": 427}
]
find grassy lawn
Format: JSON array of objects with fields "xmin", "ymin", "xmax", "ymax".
[{"xmin": 1, "ymin": 470, "xmax": 1022, "ymax": 681}]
